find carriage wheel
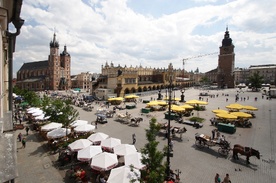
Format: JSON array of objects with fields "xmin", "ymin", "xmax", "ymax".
[
  {"xmin": 195, "ymin": 140, "xmax": 204, "ymax": 148},
  {"xmin": 218, "ymin": 148, "xmax": 229, "ymax": 156}
]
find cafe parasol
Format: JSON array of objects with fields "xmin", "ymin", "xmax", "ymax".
[
  {"xmin": 216, "ymin": 113, "xmax": 238, "ymax": 119},
  {"xmin": 113, "ymin": 144, "xmax": 137, "ymax": 156},
  {"xmin": 77, "ymin": 145, "xmax": 102, "ymax": 162},
  {"xmin": 107, "ymin": 165, "xmax": 140, "ymax": 183},
  {"xmin": 87, "ymin": 132, "xmax": 109, "ymax": 145},
  {"xmin": 230, "ymin": 112, "xmax": 252, "ymax": 118},
  {"xmin": 124, "ymin": 152, "xmax": 146, "ymax": 170},
  {"xmin": 186, "ymin": 100, "xmax": 208, "ymax": 105},
  {"xmin": 69, "ymin": 120, "xmax": 88, "ymax": 127},
  {"xmin": 243, "ymin": 105, "xmax": 258, "ymax": 111},
  {"xmin": 226, "ymin": 103, "xmax": 243, "ymax": 110},
  {"xmin": 41, "ymin": 122, "xmax": 62, "ymax": 132},
  {"xmin": 46, "ymin": 128, "xmax": 71, "ymax": 139},
  {"xmin": 101, "ymin": 137, "xmax": 121, "ymax": 151},
  {"xmin": 212, "ymin": 109, "xmax": 229, "ymax": 114},
  {"xmin": 90, "ymin": 152, "xmax": 118, "ymax": 171},
  {"xmin": 68, "ymin": 139, "xmax": 92, "ymax": 152}
]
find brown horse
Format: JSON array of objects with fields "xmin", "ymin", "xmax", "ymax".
[{"xmin": 232, "ymin": 144, "xmax": 260, "ymax": 164}]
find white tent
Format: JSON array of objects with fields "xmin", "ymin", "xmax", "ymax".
[
  {"xmin": 90, "ymin": 152, "xmax": 118, "ymax": 171},
  {"xmin": 107, "ymin": 166, "xmax": 140, "ymax": 183},
  {"xmin": 124, "ymin": 152, "xmax": 146, "ymax": 170},
  {"xmin": 101, "ymin": 137, "xmax": 121, "ymax": 151},
  {"xmin": 77, "ymin": 145, "xmax": 102, "ymax": 162},
  {"xmin": 113, "ymin": 144, "xmax": 137, "ymax": 156},
  {"xmin": 41, "ymin": 122, "xmax": 62, "ymax": 132},
  {"xmin": 47, "ymin": 128, "xmax": 71, "ymax": 139},
  {"xmin": 87, "ymin": 132, "xmax": 109, "ymax": 145},
  {"xmin": 68, "ymin": 139, "xmax": 92, "ymax": 152},
  {"xmin": 74, "ymin": 124, "xmax": 95, "ymax": 133},
  {"xmin": 69, "ymin": 120, "xmax": 88, "ymax": 127}
]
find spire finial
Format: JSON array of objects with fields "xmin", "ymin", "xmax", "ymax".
[{"xmin": 226, "ymin": 24, "xmax": 228, "ymax": 32}]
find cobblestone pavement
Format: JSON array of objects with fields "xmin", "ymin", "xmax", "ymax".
[{"xmin": 15, "ymin": 88, "xmax": 276, "ymax": 182}]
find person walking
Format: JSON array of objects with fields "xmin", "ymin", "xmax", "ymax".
[
  {"xmin": 132, "ymin": 133, "xmax": 136, "ymax": 144},
  {"xmin": 22, "ymin": 138, "xmax": 26, "ymax": 148},
  {"xmin": 222, "ymin": 173, "xmax": 231, "ymax": 183},
  {"xmin": 18, "ymin": 133, "xmax": 22, "ymax": 142},
  {"xmin": 215, "ymin": 173, "xmax": 221, "ymax": 183},
  {"xmin": 25, "ymin": 126, "xmax": 30, "ymax": 135}
]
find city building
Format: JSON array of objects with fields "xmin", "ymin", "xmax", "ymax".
[
  {"xmin": 0, "ymin": 0, "xmax": 24, "ymax": 182},
  {"xmin": 234, "ymin": 64, "xmax": 276, "ymax": 86},
  {"xmin": 71, "ymin": 72, "xmax": 93, "ymax": 92},
  {"xmin": 92, "ymin": 62, "xmax": 194, "ymax": 98},
  {"xmin": 205, "ymin": 28, "xmax": 235, "ymax": 88},
  {"xmin": 16, "ymin": 34, "xmax": 71, "ymax": 91}
]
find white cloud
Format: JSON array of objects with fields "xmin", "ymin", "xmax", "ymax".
[{"xmin": 13, "ymin": 0, "xmax": 276, "ymax": 77}]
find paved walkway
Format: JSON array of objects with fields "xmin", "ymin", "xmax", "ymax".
[{"xmin": 14, "ymin": 88, "xmax": 276, "ymax": 183}]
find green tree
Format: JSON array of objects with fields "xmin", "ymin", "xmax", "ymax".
[
  {"xmin": 42, "ymin": 98, "xmax": 79, "ymax": 127},
  {"xmin": 13, "ymin": 87, "xmax": 41, "ymax": 107},
  {"xmin": 140, "ymin": 118, "xmax": 166, "ymax": 183},
  {"xmin": 249, "ymin": 72, "xmax": 264, "ymax": 91},
  {"xmin": 200, "ymin": 76, "xmax": 209, "ymax": 85}
]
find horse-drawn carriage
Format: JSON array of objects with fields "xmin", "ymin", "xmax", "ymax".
[
  {"xmin": 130, "ymin": 117, "xmax": 143, "ymax": 126},
  {"xmin": 115, "ymin": 113, "xmax": 132, "ymax": 123},
  {"xmin": 157, "ymin": 122, "xmax": 187, "ymax": 139},
  {"xmin": 83, "ymin": 103, "xmax": 94, "ymax": 112},
  {"xmin": 195, "ymin": 133, "xmax": 231, "ymax": 156}
]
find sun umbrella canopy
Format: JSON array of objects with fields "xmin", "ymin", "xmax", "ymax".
[
  {"xmin": 171, "ymin": 105, "xmax": 185, "ymax": 112},
  {"xmin": 216, "ymin": 113, "xmax": 238, "ymax": 119},
  {"xmin": 101, "ymin": 137, "xmax": 121, "ymax": 151},
  {"xmin": 87, "ymin": 132, "xmax": 109, "ymax": 145},
  {"xmin": 212, "ymin": 109, "xmax": 229, "ymax": 114},
  {"xmin": 124, "ymin": 95, "xmax": 139, "ymax": 99},
  {"xmin": 230, "ymin": 112, "xmax": 252, "ymax": 118},
  {"xmin": 35, "ymin": 113, "xmax": 50, "ymax": 120},
  {"xmin": 77, "ymin": 145, "xmax": 102, "ymax": 162},
  {"xmin": 27, "ymin": 108, "xmax": 41, "ymax": 114},
  {"xmin": 164, "ymin": 97, "xmax": 181, "ymax": 101},
  {"xmin": 68, "ymin": 139, "xmax": 92, "ymax": 152},
  {"xmin": 90, "ymin": 152, "xmax": 118, "ymax": 171},
  {"xmin": 41, "ymin": 122, "xmax": 62, "ymax": 132},
  {"xmin": 113, "ymin": 144, "xmax": 137, "ymax": 156},
  {"xmin": 74, "ymin": 124, "xmax": 95, "ymax": 133},
  {"xmin": 226, "ymin": 103, "xmax": 243, "ymax": 110},
  {"xmin": 108, "ymin": 97, "xmax": 124, "ymax": 101},
  {"xmin": 243, "ymin": 105, "xmax": 258, "ymax": 111},
  {"xmin": 47, "ymin": 128, "xmax": 71, "ymax": 139},
  {"xmin": 124, "ymin": 152, "xmax": 146, "ymax": 170},
  {"xmin": 107, "ymin": 165, "xmax": 140, "ymax": 183},
  {"xmin": 70, "ymin": 120, "xmax": 88, "ymax": 127}
]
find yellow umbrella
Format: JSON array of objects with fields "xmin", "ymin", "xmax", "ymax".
[
  {"xmin": 230, "ymin": 112, "xmax": 252, "ymax": 118},
  {"xmin": 179, "ymin": 104, "xmax": 194, "ymax": 109},
  {"xmin": 156, "ymin": 101, "xmax": 168, "ymax": 106},
  {"xmin": 216, "ymin": 113, "xmax": 238, "ymax": 119},
  {"xmin": 212, "ymin": 109, "xmax": 229, "ymax": 114},
  {"xmin": 124, "ymin": 95, "xmax": 139, "ymax": 99},
  {"xmin": 226, "ymin": 103, "xmax": 243, "ymax": 110},
  {"xmin": 171, "ymin": 105, "xmax": 185, "ymax": 112},
  {"xmin": 242, "ymin": 105, "xmax": 258, "ymax": 111},
  {"xmin": 108, "ymin": 97, "xmax": 124, "ymax": 101},
  {"xmin": 146, "ymin": 101, "xmax": 159, "ymax": 107}
]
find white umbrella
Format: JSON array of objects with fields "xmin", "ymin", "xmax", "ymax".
[
  {"xmin": 68, "ymin": 139, "xmax": 92, "ymax": 152},
  {"xmin": 35, "ymin": 113, "xmax": 50, "ymax": 120},
  {"xmin": 107, "ymin": 166, "xmax": 140, "ymax": 183},
  {"xmin": 74, "ymin": 124, "xmax": 95, "ymax": 133},
  {"xmin": 27, "ymin": 108, "xmax": 42, "ymax": 114},
  {"xmin": 70, "ymin": 120, "xmax": 88, "ymax": 127},
  {"xmin": 41, "ymin": 122, "xmax": 62, "ymax": 132},
  {"xmin": 90, "ymin": 152, "xmax": 118, "ymax": 171},
  {"xmin": 101, "ymin": 137, "xmax": 121, "ymax": 151},
  {"xmin": 77, "ymin": 145, "xmax": 102, "ymax": 162},
  {"xmin": 124, "ymin": 152, "xmax": 146, "ymax": 170},
  {"xmin": 87, "ymin": 132, "xmax": 109, "ymax": 145},
  {"xmin": 32, "ymin": 110, "xmax": 44, "ymax": 116},
  {"xmin": 113, "ymin": 144, "xmax": 137, "ymax": 156},
  {"xmin": 47, "ymin": 128, "xmax": 71, "ymax": 139}
]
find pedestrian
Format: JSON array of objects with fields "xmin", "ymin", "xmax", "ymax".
[
  {"xmin": 95, "ymin": 120, "xmax": 98, "ymax": 129},
  {"xmin": 212, "ymin": 129, "xmax": 215, "ymax": 140},
  {"xmin": 22, "ymin": 138, "xmax": 26, "ymax": 148},
  {"xmin": 18, "ymin": 133, "xmax": 22, "ymax": 142},
  {"xmin": 222, "ymin": 173, "xmax": 231, "ymax": 183},
  {"xmin": 215, "ymin": 173, "xmax": 221, "ymax": 183},
  {"xmin": 25, "ymin": 126, "xmax": 29, "ymax": 135},
  {"xmin": 132, "ymin": 133, "xmax": 136, "ymax": 144},
  {"xmin": 216, "ymin": 130, "xmax": 220, "ymax": 139}
]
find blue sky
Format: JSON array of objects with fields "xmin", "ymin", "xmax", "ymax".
[{"xmin": 12, "ymin": 0, "xmax": 276, "ymax": 76}]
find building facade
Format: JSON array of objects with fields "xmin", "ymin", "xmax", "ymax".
[
  {"xmin": 217, "ymin": 27, "xmax": 235, "ymax": 88},
  {"xmin": 234, "ymin": 64, "xmax": 276, "ymax": 86},
  {"xmin": 16, "ymin": 34, "xmax": 71, "ymax": 91},
  {"xmin": 71, "ymin": 72, "xmax": 93, "ymax": 92},
  {"xmin": 93, "ymin": 62, "xmax": 194, "ymax": 98},
  {"xmin": 0, "ymin": 0, "xmax": 24, "ymax": 182}
]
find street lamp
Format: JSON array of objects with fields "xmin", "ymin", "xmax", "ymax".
[
  {"xmin": 180, "ymin": 88, "xmax": 185, "ymax": 102},
  {"xmin": 166, "ymin": 63, "xmax": 174, "ymax": 181}
]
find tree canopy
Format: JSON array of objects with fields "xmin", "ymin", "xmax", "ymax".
[{"xmin": 249, "ymin": 72, "xmax": 264, "ymax": 91}]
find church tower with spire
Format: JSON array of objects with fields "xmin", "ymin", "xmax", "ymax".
[{"xmin": 217, "ymin": 27, "xmax": 235, "ymax": 88}]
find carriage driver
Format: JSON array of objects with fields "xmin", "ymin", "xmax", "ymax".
[{"xmin": 217, "ymin": 135, "xmax": 225, "ymax": 144}]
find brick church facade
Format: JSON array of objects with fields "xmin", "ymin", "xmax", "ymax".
[{"xmin": 16, "ymin": 34, "xmax": 71, "ymax": 91}]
